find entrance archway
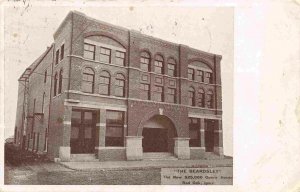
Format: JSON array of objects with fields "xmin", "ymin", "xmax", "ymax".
[{"xmin": 142, "ymin": 115, "xmax": 177, "ymax": 153}]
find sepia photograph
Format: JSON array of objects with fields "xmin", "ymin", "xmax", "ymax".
[
  {"xmin": 2, "ymin": 4, "xmax": 233, "ymax": 185},
  {"xmin": 1, "ymin": 1, "xmax": 300, "ymax": 192}
]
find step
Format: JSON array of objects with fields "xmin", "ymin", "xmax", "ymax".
[
  {"xmin": 70, "ymin": 154, "xmax": 98, "ymax": 162},
  {"xmin": 143, "ymin": 152, "xmax": 178, "ymax": 161}
]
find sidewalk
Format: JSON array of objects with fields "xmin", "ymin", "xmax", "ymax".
[{"xmin": 59, "ymin": 157, "xmax": 233, "ymax": 171}]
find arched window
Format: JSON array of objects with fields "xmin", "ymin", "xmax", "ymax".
[
  {"xmin": 82, "ymin": 67, "xmax": 95, "ymax": 93},
  {"xmin": 198, "ymin": 89, "xmax": 205, "ymax": 107},
  {"xmin": 58, "ymin": 69, "xmax": 63, "ymax": 94},
  {"xmin": 99, "ymin": 71, "xmax": 111, "ymax": 95},
  {"xmin": 140, "ymin": 51, "xmax": 150, "ymax": 72},
  {"xmin": 53, "ymin": 73, "xmax": 58, "ymax": 96},
  {"xmin": 154, "ymin": 54, "xmax": 164, "ymax": 74},
  {"xmin": 167, "ymin": 58, "xmax": 176, "ymax": 77},
  {"xmin": 115, "ymin": 73, "xmax": 125, "ymax": 97},
  {"xmin": 188, "ymin": 87, "xmax": 195, "ymax": 106},
  {"xmin": 207, "ymin": 91, "xmax": 213, "ymax": 108}
]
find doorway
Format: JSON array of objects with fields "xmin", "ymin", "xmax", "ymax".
[
  {"xmin": 205, "ymin": 119, "xmax": 215, "ymax": 152},
  {"xmin": 142, "ymin": 128, "xmax": 168, "ymax": 152},
  {"xmin": 70, "ymin": 109, "xmax": 96, "ymax": 154},
  {"xmin": 142, "ymin": 115, "xmax": 177, "ymax": 153}
]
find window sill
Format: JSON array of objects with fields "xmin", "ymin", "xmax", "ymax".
[
  {"xmin": 53, "ymin": 93, "xmax": 62, "ymax": 99},
  {"xmin": 96, "ymin": 146, "xmax": 125, "ymax": 149}
]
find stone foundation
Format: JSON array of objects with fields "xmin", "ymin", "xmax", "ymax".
[
  {"xmin": 59, "ymin": 146, "xmax": 71, "ymax": 162},
  {"xmin": 174, "ymin": 137, "xmax": 190, "ymax": 160},
  {"xmin": 97, "ymin": 147, "xmax": 126, "ymax": 161},
  {"xmin": 126, "ymin": 136, "xmax": 143, "ymax": 160}
]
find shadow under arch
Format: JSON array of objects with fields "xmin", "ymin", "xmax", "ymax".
[{"xmin": 139, "ymin": 114, "xmax": 178, "ymax": 153}]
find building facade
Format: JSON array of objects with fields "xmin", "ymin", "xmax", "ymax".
[{"xmin": 14, "ymin": 11, "xmax": 224, "ymax": 161}]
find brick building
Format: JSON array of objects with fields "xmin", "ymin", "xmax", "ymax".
[{"xmin": 14, "ymin": 11, "xmax": 224, "ymax": 161}]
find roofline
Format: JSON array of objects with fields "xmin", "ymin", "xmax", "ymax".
[
  {"xmin": 29, "ymin": 44, "xmax": 54, "ymax": 75},
  {"xmin": 18, "ymin": 44, "xmax": 54, "ymax": 81},
  {"xmin": 54, "ymin": 11, "xmax": 222, "ymax": 58}
]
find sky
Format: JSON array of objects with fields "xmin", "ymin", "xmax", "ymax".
[{"xmin": 3, "ymin": 5, "xmax": 233, "ymax": 156}]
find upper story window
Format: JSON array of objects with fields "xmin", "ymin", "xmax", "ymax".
[
  {"xmin": 60, "ymin": 44, "xmax": 64, "ymax": 61},
  {"xmin": 115, "ymin": 73, "xmax": 125, "ymax": 97},
  {"xmin": 167, "ymin": 58, "xmax": 176, "ymax": 77},
  {"xmin": 188, "ymin": 68, "xmax": 194, "ymax": 80},
  {"xmin": 100, "ymin": 47, "xmax": 111, "ymax": 63},
  {"xmin": 84, "ymin": 43, "xmax": 95, "ymax": 60},
  {"xmin": 53, "ymin": 73, "xmax": 58, "ymax": 96},
  {"xmin": 99, "ymin": 71, "xmax": 110, "ymax": 95},
  {"xmin": 196, "ymin": 70, "xmax": 204, "ymax": 82},
  {"xmin": 188, "ymin": 87, "xmax": 195, "ymax": 106},
  {"xmin": 116, "ymin": 51, "xmax": 125, "ymax": 66},
  {"xmin": 198, "ymin": 89, "xmax": 205, "ymax": 107},
  {"xmin": 153, "ymin": 85, "xmax": 163, "ymax": 102},
  {"xmin": 42, "ymin": 92, "xmax": 45, "ymax": 113},
  {"xmin": 140, "ymin": 83, "xmax": 150, "ymax": 100},
  {"xmin": 82, "ymin": 67, "xmax": 95, "ymax": 93},
  {"xmin": 189, "ymin": 61, "xmax": 213, "ymax": 83},
  {"xmin": 154, "ymin": 55, "xmax": 163, "ymax": 74},
  {"xmin": 206, "ymin": 72, "xmax": 213, "ymax": 84},
  {"xmin": 140, "ymin": 51, "xmax": 150, "ymax": 72},
  {"xmin": 207, "ymin": 91, "xmax": 213, "ymax": 108},
  {"xmin": 44, "ymin": 70, "xmax": 47, "ymax": 83},
  {"xmin": 58, "ymin": 69, "xmax": 63, "ymax": 94},
  {"xmin": 166, "ymin": 88, "xmax": 176, "ymax": 103},
  {"xmin": 55, "ymin": 50, "xmax": 59, "ymax": 65}
]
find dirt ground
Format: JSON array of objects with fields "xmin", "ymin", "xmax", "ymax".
[{"xmin": 5, "ymin": 162, "xmax": 161, "ymax": 185}]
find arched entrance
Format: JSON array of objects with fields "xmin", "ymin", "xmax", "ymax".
[{"xmin": 142, "ymin": 115, "xmax": 177, "ymax": 153}]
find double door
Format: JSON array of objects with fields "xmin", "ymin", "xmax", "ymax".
[
  {"xmin": 70, "ymin": 109, "xmax": 96, "ymax": 154},
  {"xmin": 142, "ymin": 128, "xmax": 168, "ymax": 152}
]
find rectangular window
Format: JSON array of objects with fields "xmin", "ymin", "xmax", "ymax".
[
  {"xmin": 100, "ymin": 47, "xmax": 111, "ymax": 63},
  {"xmin": 167, "ymin": 64, "xmax": 175, "ymax": 76},
  {"xmin": 169, "ymin": 80, "xmax": 176, "ymax": 86},
  {"xmin": 153, "ymin": 86, "xmax": 163, "ymax": 102},
  {"xmin": 141, "ymin": 75, "xmax": 149, "ymax": 81},
  {"xmin": 84, "ymin": 43, "xmax": 95, "ymax": 60},
  {"xmin": 106, "ymin": 111, "xmax": 124, "ymax": 147},
  {"xmin": 55, "ymin": 49, "xmax": 59, "ymax": 65},
  {"xmin": 99, "ymin": 76, "xmax": 110, "ymax": 95},
  {"xmin": 196, "ymin": 70, "xmax": 204, "ymax": 82},
  {"xmin": 166, "ymin": 88, "xmax": 176, "ymax": 103},
  {"xmin": 60, "ymin": 44, "xmax": 64, "ymax": 61},
  {"xmin": 116, "ymin": 51, "xmax": 125, "ymax": 66},
  {"xmin": 155, "ymin": 77, "xmax": 163, "ymax": 84},
  {"xmin": 206, "ymin": 72, "xmax": 213, "ymax": 84},
  {"xmin": 188, "ymin": 68, "xmax": 194, "ymax": 80},
  {"xmin": 154, "ymin": 61, "xmax": 163, "ymax": 74},
  {"xmin": 43, "ymin": 130, "xmax": 48, "ymax": 152},
  {"xmin": 44, "ymin": 70, "xmax": 47, "ymax": 83},
  {"xmin": 140, "ymin": 83, "xmax": 150, "ymax": 100},
  {"xmin": 140, "ymin": 57, "xmax": 150, "ymax": 71},
  {"xmin": 189, "ymin": 118, "xmax": 200, "ymax": 147}
]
